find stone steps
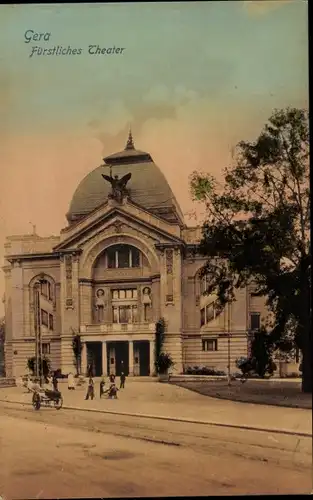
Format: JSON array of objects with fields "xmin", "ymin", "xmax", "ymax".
[{"xmin": 0, "ymin": 377, "xmax": 16, "ymax": 388}]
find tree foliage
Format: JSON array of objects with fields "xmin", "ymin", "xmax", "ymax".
[
  {"xmin": 72, "ymin": 332, "xmax": 83, "ymax": 376},
  {"xmin": 190, "ymin": 108, "xmax": 311, "ymax": 392},
  {"xmin": 0, "ymin": 318, "xmax": 5, "ymax": 377},
  {"xmin": 154, "ymin": 318, "xmax": 174, "ymax": 374},
  {"xmin": 27, "ymin": 356, "xmax": 51, "ymax": 378}
]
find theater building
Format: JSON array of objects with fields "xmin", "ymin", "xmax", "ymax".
[{"xmin": 3, "ymin": 132, "xmax": 268, "ymax": 378}]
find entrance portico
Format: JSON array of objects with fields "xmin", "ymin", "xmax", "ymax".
[{"xmin": 83, "ymin": 337, "xmax": 155, "ymax": 377}]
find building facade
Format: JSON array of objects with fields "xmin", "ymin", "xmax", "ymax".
[{"xmin": 3, "ymin": 133, "xmax": 268, "ymax": 378}]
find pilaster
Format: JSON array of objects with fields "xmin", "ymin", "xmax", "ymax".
[
  {"xmin": 81, "ymin": 342, "xmax": 87, "ymax": 376},
  {"xmin": 129, "ymin": 340, "xmax": 134, "ymax": 376},
  {"xmin": 102, "ymin": 341, "xmax": 107, "ymax": 376},
  {"xmin": 149, "ymin": 339, "xmax": 155, "ymax": 376},
  {"xmin": 11, "ymin": 261, "xmax": 24, "ymax": 340}
]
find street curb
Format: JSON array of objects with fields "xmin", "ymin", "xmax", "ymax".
[{"xmin": 0, "ymin": 398, "xmax": 311, "ymax": 438}]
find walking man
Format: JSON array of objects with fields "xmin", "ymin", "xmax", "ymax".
[
  {"xmin": 52, "ymin": 372, "xmax": 58, "ymax": 391},
  {"xmin": 100, "ymin": 376, "xmax": 105, "ymax": 398},
  {"xmin": 85, "ymin": 376, "xmax": 95, "ymax": 400},
  {"xmin": 120, "ymin": 371, "xmax": 126, "ymax": 389}
]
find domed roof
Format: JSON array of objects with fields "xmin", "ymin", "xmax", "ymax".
[{"xmin": 67, "ymin": 131, "xmax": 184, "ymax": 225}]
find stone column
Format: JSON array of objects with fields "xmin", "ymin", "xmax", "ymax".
[
  {"xmin": 129, "ymin": 340, "xmax": 134, "ymax": 376},
  {"xmin": 81, "ymin": 342, "xmax": 87, "ymax": 376},
  {"xmin": 102, "ymin": 341, "xmax": 107, "ymax": 376},
  {"xmin": 149, "ymin": 340, "xmax": 155, "ymax": 376}
]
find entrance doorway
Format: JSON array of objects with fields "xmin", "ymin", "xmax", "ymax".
[
  {"xmin": 86, "ymin": 342, "xmax": 102, "ymax": 376},
  {"xmin": 135, "ymin": 341, "xmax": 150, "ymax": 376},
  {"xmin": 107, "ymin": 341, "xmax": 129, "ymax": 376}
]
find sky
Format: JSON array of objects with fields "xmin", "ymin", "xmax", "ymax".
[{"xmin": 0, "ymin": 0, "xmax": 308, "ymax": 314}]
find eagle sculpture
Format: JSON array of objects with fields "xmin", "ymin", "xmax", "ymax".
[{"xmin": 101, "ymin": 172, "xmax": 132, "ymax": 202}]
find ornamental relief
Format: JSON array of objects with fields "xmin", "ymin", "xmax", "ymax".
[
  {"xmin": 166, "ymin": 249, "xmax": 173, "ymax": 274},
  {"xmin": 77, "ymin": 218, "xmax": 159, "ymax": 254},
  {"xmin": 65, "ymin": 255, "xmax": 73, "ymax": 305}
]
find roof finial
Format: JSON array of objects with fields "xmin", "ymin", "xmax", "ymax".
[{"xmin": 125, "ymin": 127, "xmax": 135, "ymax": 150}]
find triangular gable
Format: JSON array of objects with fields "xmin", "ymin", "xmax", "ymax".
[{"xmin": 54, "ymin": 202, "xmax": 184, "ymax": 252}]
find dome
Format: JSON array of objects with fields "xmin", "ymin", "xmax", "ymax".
[{"xmin": 67, "ymin": 131, "xmax": 184, "ymax": 225}]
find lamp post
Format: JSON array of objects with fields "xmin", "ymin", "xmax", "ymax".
[
  {"xmin": 227, "ymin": 301, "xmax": 232, "ymax": 386},
  {"xmin": 34, "ymin": 277, "xmax": 45, "ymax": 386}
]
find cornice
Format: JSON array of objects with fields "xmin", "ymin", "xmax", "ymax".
[
  {"xmin": 5, "ymin": 248, "xmax": 83, "ymax": 264},
  {"xmin": 54, "ymin": 208, "xmax": 184, "ymax": 251},
  {"xmin": 79, "ymin": 274, "xmax": 160, "ymax": 285}
]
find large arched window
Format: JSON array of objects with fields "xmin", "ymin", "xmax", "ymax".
[{"xmin": 105, "ymin": 244, "xmax": 141, "ymax": 269}]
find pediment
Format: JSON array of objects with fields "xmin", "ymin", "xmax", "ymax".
[{"xmin": 54, "ymin": 200, "xmax": 184, "ymax": 252}]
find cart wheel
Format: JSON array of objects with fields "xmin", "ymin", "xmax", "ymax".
[
  {"xmin": 54, "ymin": 396, "xmax": 63, "ymax": 410},
  {"xmin": 32, "ymin": 393, "xmax": 41, "ymax": 410}
]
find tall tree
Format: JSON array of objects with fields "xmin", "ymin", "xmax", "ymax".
[
  {"xmin": 0, "ymin": 317, "xmax": 5, "ymax": 377},
  {"xmin": 190, "ymin": 108, "xmax": 311, "ymax": 392}
]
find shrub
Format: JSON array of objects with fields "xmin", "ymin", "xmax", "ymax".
[
  {"xmin": 27, "ymin": 356, "xmax": 50, "ymax": 378},
  {"xmin": 155, "ymin": 352, "xmax": 174, "ymax": 374},
  {"xmin": 72, "ymin": 333, "xmax": 83, "ymax": 376},
  {"xmin": 184, "ymin": 365, "xmax": 226, "ymax": 376}
]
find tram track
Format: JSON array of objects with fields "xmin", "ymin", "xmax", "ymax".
[{"xmin": 0, "ymin": 400, "xmax": 311, "ymax": 471}]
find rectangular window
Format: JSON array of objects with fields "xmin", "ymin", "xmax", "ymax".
[
  {"xmin": 49, "ymin": 314, "xmax": 54, "ymax": 331},
  {"xmin": 111, "ymin": 289, "xmax": 137, "ymax": 300},
  {"xmin": 132, "ymin": 305, "xmax": 138, "ymax": 323},
  {"xmin": 118, "ymin": 246, "xmax": 130, "ymax": 268},
  {"xmin": 250, "ymin": 312, "xmax": 261, "ymax": 331},
  {"xmin": 200, "ymin": 308, "xmax": 205, "ymax": 327},
  {"xmin": 40, "ymin": 281, "xmax": 48, "ymax": 298},
  {"xmin": 202, "ymin": 339, "xmax": 218, "ymax": 351},
  {"xmin": 107, "ymin": 248, "xmax": 116, "ymax": 268},
  {"xmin": 42, "ymin": 343, "xmax": 50, "ymax": 355},
  {"xmin": 205, "ymin": 303, "xmax": 214, "ymax": 322},
  {"xmin": 112, "ymin": 305, "xmax": 138, "ymax": 323},
  {"xmin": 131, "ymin": 248, "xmax": 140, "ymax": 267},
  {"xmin": 200, "ymin": 276, "xmax": 207, "ymax": 295},
  {"xmin": 112, "ymin": 306, "xmax": 119, "ymax": 323},
  {"xmin": 119, "ymin": 305, "xmax": 128, "ymax": 323},
  {"xmin": 41, "ymin": 309, "xmax": 48, "ymax": 327}
]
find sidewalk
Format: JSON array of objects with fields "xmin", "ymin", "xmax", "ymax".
[{"xmin": 0, "ymin": 380, "xmax": 311, "ymax": 435}]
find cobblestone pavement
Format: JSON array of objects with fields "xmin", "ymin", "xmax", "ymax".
[{"xmin": 0, "ymin": 379, "xmax": 311, "ymax": 435}]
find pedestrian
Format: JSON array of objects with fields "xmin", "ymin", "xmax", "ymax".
[
  {"xmin": 120, "ymin": 371, "xmax": 126, "ymax": 389},
  {"xmin": 108, "ymin": 383, "xmax": 119, "ymax": 399},
  {"xmin": 67, "ymin": 372, "xmax": 75, "ymax": 390},
  {"xmin": 85, "ymin": 376, "xmax": 94, "ymax": 400},
  {"xmin": 26, "ymin": 375, "xmax": 33, "ymax": 393},
  {"xmin": 52, "ymin": 372, "xmax": 58, "ymax": 391},
  {"xmin": 109, "ymin": 373, "xmax": 115, "ymax": 384},
  {"xmin": 100, "ymin": 376, "xmax": 105, "ymax": 398}
]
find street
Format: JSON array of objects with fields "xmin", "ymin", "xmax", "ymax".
[{"xmin": 0, "ymin": 400, "xmax": 311, "ymax": 498}]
